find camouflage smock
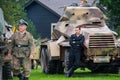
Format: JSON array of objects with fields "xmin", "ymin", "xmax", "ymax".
[{"xmin": 10, "ymin": 31, "xmax": 34, "ymax": 58}]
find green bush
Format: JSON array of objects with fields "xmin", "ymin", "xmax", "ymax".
[
  {"xmin": 100, "ymin": 0, "xmax": 120, "ymax": 37},
  {"xmin": 0, "ymin": 0, "xmax": 40, "ymax": 39}
]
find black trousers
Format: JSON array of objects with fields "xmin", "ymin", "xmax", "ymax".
[
  {"xmin": 69, "ymin": 49, "xmax": 81, "ymax": 68},
  {"xmin": 65, "ymin": 48, "xmax": 82, "ymax": 77},
  {"xmin": 67, "ymin": 48, "xmax": 81, "ymax": 71}
]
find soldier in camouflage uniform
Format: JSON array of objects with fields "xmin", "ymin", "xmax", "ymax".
[
  {"xmin": 79, "ymin": 0, "xmax": 91, "ymax": 7},
  {"xmin": 9, "ymin": 19, "xmax": 34, "ymax": 80}
]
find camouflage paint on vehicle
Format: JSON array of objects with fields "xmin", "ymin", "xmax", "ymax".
[
  {"xmin": 0, "ymin": 8, "xmax": 13, "ymax": 80},
  {"xmin": 52, "ymin": 7, "xmax": 120, "ymax": 63},
  {"xmin": 40, "ymin": 6, "xmax": 120, "ymax": 74}
]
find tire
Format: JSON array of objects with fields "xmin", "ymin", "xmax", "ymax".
[
  {"xmin": 99, "ymin": 66, "xmax": 119, "ymax": 74},
  {"xmin": 2, "ymin": 62, "xmax": 13, "ymax": 80},
  {"xmin": 64, "ymin": 49, "xmax": 71, "ymax": 71},
  {"xmin": 87, "ymin": 62, "xmax": 119, "ymax": 73},
  {"xmin": 86, "ymin": 61, "xmax": 102, "ymax": 73},
  {"xmin": 46, "ymin": 60, "xmax": 57, "ymax": 74},
  {"xmin": 92, "ymin": 66, "xmax": 119, "ymax": 73},
  {"xmin": 40, "ymin": 47, "xmax": 47, "ymax": 73},
  {"xmin": 47, "ymin": 60, "xmax": 64, "ymax": 74},
  {"xmin": 40, "ymin": 47, "xmax": 57, "ymax": 74},
  {"xmin": 56, "ymin": 61, "xmax": 64, "ymax": 74}
]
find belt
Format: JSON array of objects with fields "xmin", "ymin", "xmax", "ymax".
[
  {"xmin": 15, "ymin": 45, "xmax": 29, "ymax": 47},
  {"xmin": 76, "ymin": 45, "xmax": 80, "ymax": 46}
]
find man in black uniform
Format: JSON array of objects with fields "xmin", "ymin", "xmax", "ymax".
[{"xmin": 66, "ymin": 26, "xmax": 85, "ymax": 77}]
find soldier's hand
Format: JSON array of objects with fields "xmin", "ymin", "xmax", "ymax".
[
  {"xmin": 29, "ymin": 54, "xmax": 34, "ymax": 59},
  {"xmin": 4, "ymin": 53, "xmax": 12, "ymax": 61},
  {"xmin": 7, "ymin": 53, "xmax": 12, "ymax": 58}
]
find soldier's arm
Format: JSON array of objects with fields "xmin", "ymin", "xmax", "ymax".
[
  {"xmin": 69, "ymin": 34, "xmax": 76, "ymax": 46},
  {"xmin": 80, "ymin": 36, "xmax": 85, "ymax": 44},
  {"xmin": 28, "ymin": 33, "xmax": 34, "ymax": 56},
  {"xmin": 75, "ymin": 36, "xmax": 85, "ymax": 45}
]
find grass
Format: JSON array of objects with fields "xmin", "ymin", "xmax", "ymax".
[{"xmin": 13, "ymin": 67, "xmax": 120, "ymax": 80}]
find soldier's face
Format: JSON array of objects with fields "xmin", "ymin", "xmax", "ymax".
[
  {"xmin": 75, "ymin": 28, "xmax": 81, "ymax": 35},
  {"xmin": 19, "ymin": 25, "xmax": 27, "ymax": 32},
  {"xmin": 80, "ymin": 0, "xmax": 86, "ymax": 4}
]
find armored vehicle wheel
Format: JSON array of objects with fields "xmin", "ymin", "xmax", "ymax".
[
  {"xmin": 87, "ymin": 61, "xmax": 103, "ymax": 73},
  {"xmin": 91, "ymin": 66, "xmax": 119, "ymax": 73},
  {"xmin": 95, "ymin": 66, "xmax": 119, "ymax": 73},
  {"xmin": 40, "ymin": 47, "xmax": 64, "ymax": 74},
  {"xmin": 87, "ymin": 63, "xmax": 103, "ymax": 73},
  {"xmin": 56, "ymin": 61, "xmax": 64, "ymax": 74},
  {"xmin": 46, "ymin": 60, "xmax": 57, "ymax": 74},
  {"xmin": 40, "ymin": 47, "xmax": 47, "ymax": 73},
  {"xmin": 106, "ymin": 66, "xmax": 119, "ymax": 73},
  {"xmin": 40, "ymin": 47, "xmax": 56, "ymax": 74},
  {"xmin": 64, "ymin": 49, "xmax": 71, "ymax": 71},
  {"xmin": 87, "ymin": 63, "xmax": 100, "ymax": 73},
  {"xmin": 3, "ymin": 62, "xmax": 13, "ymax": 80},
  {"xmin": 87, "ymin": 62, "xmax": 119, "ymax": 73},
  {"xmin": 46, "ymin": 60, "xmax": 64, "ymax": 74}
]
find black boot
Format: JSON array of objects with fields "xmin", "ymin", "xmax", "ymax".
[
  {"xmin": 18, "ymin": 73, "xmax": 24, "ymax": 80},
  {"xmin": 66, "ymin": 67, "xmax": 75, "ymax": 77},
  {"xmin": 23, "ymin": 77, "xmax": 29, "ymax": 80}
]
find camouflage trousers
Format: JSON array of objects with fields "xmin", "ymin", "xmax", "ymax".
[{"xmin": 12, "ymin": 56, "xmax": 31, "ymax": 77}]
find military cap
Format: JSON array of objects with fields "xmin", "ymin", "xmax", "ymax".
[
  {"xmin": 81, "ymin": 0, "xmax": 88, "ymax": 3},
  {"xmin": 19, "ymin": 19, "xmax": 28, "ymax": 26}
]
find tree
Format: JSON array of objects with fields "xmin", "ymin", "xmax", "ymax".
[
  {"xmin": 0, "ymin": 0, "xmax": 39, "ymax": 39},
  {"xmin": 99, "ymin": 0, "xmax": 120, "ymax": 36}
]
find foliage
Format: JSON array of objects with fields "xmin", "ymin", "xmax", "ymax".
[
  {"xmin": 0, "ymin": 0, "xmax": 40, "ymax": 39},
  {"xmin": 99, "ymin": 0, "xmax": 120, "ymax": 37}
]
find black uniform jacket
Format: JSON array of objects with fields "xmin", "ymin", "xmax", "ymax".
[{"xmin": 69, "ymin": 34, "xmax": 85, "ymax": 50}]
